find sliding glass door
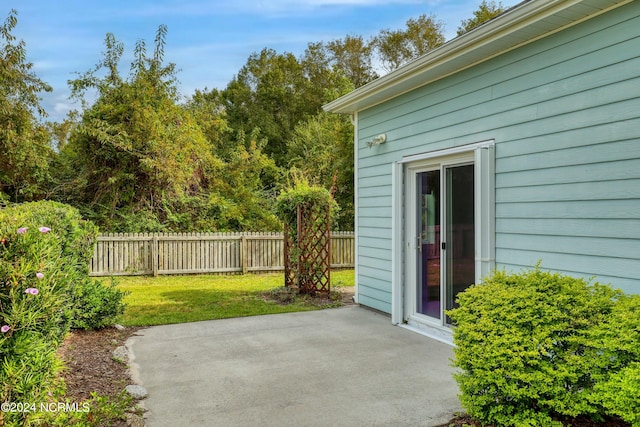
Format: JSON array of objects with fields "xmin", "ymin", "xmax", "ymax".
[{"xmin": 412, "ymin": 162, "xmax": 475, "ymax": 326}]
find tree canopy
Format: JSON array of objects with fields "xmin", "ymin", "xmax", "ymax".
[
  {"xmin": 3, "ymin": 3, "xmax": 506, "ymax": 232},
  {"xmin": 60, "ymin": 26, "xmax": 280, "ymax": 231},
  {"xmin": 0, "ymin": 10, "xmax": 53, "ymax": 202},
  {"xmin": 63, "ymin": 27, "xmax": 221, "ymax": 229},
  {"xmin": 375, "ymin": 14, "xmax": 445, "ymax": 72},
  {"xmin": 457, "ymin": 1, "xmax": 506, "ymax": 36}
]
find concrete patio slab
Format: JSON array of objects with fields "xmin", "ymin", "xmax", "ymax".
[{"xmin": 126, "ymin": 306, "xmax": 461, "ymax": 427}]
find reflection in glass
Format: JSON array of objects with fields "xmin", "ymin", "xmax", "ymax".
[
  {"xmin": 417, "ymin": 170, "xmax": 440, "ymax": 319},
  {"xmin": 446, "ymin": 164, "xmax": 475, "ymax": 324}
]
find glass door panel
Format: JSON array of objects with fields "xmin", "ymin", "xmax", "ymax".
[
  {"xmin": 416, "ymin": 170, "xmax": 440, "ymax": 319},
  {"xmin": 445, "ymin": 164, "xmax": 475, "ymax": 324}
]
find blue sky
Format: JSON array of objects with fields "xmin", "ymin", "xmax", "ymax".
[{"xmin": 9, "ymin": 0, "xmax": 515, "ymax": 123}]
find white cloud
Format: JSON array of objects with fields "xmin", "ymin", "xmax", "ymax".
[
  {"xmin": 122, "ymin": 0, "xmax": 429, "ymax": 19},
  {"xmin": 54, "ymin": 101, "xmax": 73, "ymax": 115},
  {"xmin": 231, "ymin": 0, "xmax": 431, "ymax": 16},
  {"xmin": 297, "ymin": 0, "xmax": 421, "ymax": 5}
]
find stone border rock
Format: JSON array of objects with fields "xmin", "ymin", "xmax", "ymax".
[{"xmin": 111, "ymin": 325, "xmax": 148, "ymax": 426}]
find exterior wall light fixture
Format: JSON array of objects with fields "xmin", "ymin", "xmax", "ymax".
[{"xmin": 367, "ymin": 133, "xmax": 387, "ymax": 148}]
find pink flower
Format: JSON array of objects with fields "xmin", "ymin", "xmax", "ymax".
[
  {"xmin": 17, "ymin": 227, "xmax": 27, "ymax": 234},
  {"xmin": 39, "ymin": 227, "xmax": 51, "ymax": 233},
  {"xmin": 1, "ymin": 325, "xmax": 9, "ymax": 333},
  {"xmin": 25, "ymin": 288, "xmax": 39, "ymax": 295},
  {"xmin": 36, "ymin": 272, "xmax": 44, "ymax": 280}
]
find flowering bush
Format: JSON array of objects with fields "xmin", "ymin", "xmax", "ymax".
[
  {"xmin": 0, "ymin": 201, "xmax": 126, "ymax": 426},
  {"xmin": 1, "ymin": 213, "xmax": 70, "ymax": 425}
]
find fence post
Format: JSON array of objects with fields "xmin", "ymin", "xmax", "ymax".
[
  {"xmin": 241, "ymin": 235, "xmax": 248, "ymax": 275},
  {"xmin": 152, "ymin": 234, "xmax": 159, "ymax": 277}
]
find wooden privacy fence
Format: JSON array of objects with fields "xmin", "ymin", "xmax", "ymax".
[{"xmin": 89, "ymin": 232, "xmax": 354, "ymax": 276}]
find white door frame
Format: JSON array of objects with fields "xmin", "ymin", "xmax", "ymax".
[
  {"xmin": 405, "ymin": 156, "xmax": 474, "ymax": 330},
  {"xmin": 391, "ymin": 141, "xmax": 495, "ymax": 340}
]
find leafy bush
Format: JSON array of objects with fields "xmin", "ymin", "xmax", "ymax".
[
  {"xmin": 448, "ymin": 267, "xmax": 639, "ymax": 427},
  {"xmin": 69, "ymin": 278, "xmax": 128, "ymax": 330},
  {"xmin": 0, "ymin": 201, "xmax": 126, "ymax": 425},
  {"xmin": 589, "ymin": 294, "xmax": 640, "ymax": 426},
  {"xmin": 274, "ymin": 173, "xmax": 339, "ymax": 234}
]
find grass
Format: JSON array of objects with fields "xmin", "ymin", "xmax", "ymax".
[{"xmin": 111, "ymin": 270, "xmax": 354, "ymax": 327}]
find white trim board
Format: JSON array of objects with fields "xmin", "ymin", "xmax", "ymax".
[{"xmin": 399, "ymin": 140, "xmax": 495, "ymax": 164}]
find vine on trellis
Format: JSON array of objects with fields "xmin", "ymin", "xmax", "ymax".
[{"xmin": 275, "ymin": 179, "xmax": 338, "ymax": 295}]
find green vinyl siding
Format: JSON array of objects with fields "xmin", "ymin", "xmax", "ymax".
[{"xmin": 355, "ymin": 1, "xmax": 640, "ymax": 311}]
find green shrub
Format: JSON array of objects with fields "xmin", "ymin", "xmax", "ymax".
[
  {"xmin": 589, "ymin": 294, "xmax": 640, "ymax": 426},
  {"xmin": 0, "ymin": 201, "xmax": 126, "ymax": 425},
  {"xmin": 447, "ymin": 267, "xmax": 637, "ymax": 427},
  {"xmin": 69, "ymin": 278, "xmax": 128, "ymax": 330},
  {"xmin": 274, "ymin": 180, "xmax": 338, "ymax": 233}
]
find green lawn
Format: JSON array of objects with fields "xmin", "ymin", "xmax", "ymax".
[{"xmin": 112, "ymin": 270, "xmax": 354, "ymax": 326}]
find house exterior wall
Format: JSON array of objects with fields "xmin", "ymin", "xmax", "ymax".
[{"xmin": 356, "ymin": 1, "xmax": 640, "ymax": 313}]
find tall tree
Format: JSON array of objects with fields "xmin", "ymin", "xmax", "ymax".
[
  {"xmin": 373, "ymin": 28, "xmax": 410, "ymax": 73},
  {"xmin": 46, "ymin": 113, "xmax": 80, "ymax": 202},
  {"xmin": 222, "ymin": 48, "xmax": 315, "ymax": 166},
  {"xmin": 300, "ymin": 41, "xmax": 349, "ymax": 107},
  {"xmin": 326, "ymin": 35, "xmax": 378, "ymax": 88},
  {"xmin": 185, "ymin": 91, "xmax": 282, "ymax": 231},
  {"xmin": 457, "ymin": 1, "xmax": 506, "ymax": 36},
  {"xmin": 65, "ymin": 26, "xmax": 223, "ymax": 230},
  {"xmin": 217, "ymin": 129, "xmax": 281, "ymax": 231},
  {"xmin": 374, "ymin": 14, "xmax": 445, "ymax": 72},
  {"xmin": 287, "ymin": 111, "xmax": 354, "ymax": 229},
  {"xmin": 184, "ymin": 88, "xmax": 231, "ymax": 158},
  {"xmin": 404, "ymin": 14, "xmax": 446, "ymax": 57},
  {"xmin": 0, "ymin": 10, "xmax": 53, "ymax": 202}
]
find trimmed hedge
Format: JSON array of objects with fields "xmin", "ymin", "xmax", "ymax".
[
  {"xmin": 0, "ymin": 201, "xmax": 126, "ymax": 426},
  {"xmin": 448, "ymin": 267, "xmax": 640, "ymax": 427}
]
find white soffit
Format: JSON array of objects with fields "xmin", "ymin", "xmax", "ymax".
[{"xmin": 323, "ymin": 0, "xmax": 631, "ymax": 115}]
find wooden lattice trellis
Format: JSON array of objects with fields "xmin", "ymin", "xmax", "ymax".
[{"xmin": 284, "ymin": 203, "xmax": 331, "ymax": 295}]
